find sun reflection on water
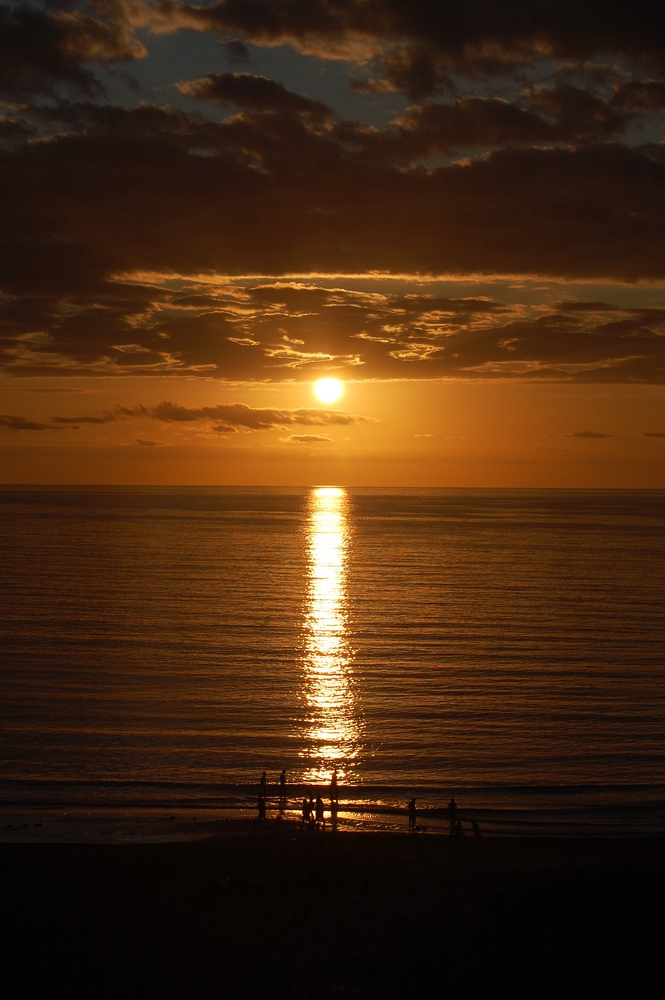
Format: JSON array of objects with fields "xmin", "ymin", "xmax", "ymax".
[{"xmin": 301, "ymin": 487, "xmax": 361, "ymax": 783}]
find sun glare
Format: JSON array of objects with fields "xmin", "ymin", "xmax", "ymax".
[{"xmin": 314, "ymin": 378, "xmax": 344, "ymax": 404}]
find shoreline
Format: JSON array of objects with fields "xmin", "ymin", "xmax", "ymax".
[{"xmin": 2, "ymin": 799, "xmax": 664, "ymax": 843}]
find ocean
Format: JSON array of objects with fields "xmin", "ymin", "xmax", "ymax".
[{"xmin": 1, "ymin": 486, "xmax": 664, "ymax": 838}]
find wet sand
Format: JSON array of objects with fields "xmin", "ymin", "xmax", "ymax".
[{"xmin": 1, "ymin": 822, "xmax": 664, "ymax": 998}]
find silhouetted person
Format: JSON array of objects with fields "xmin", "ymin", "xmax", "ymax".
[
  {"xmin": 448, "ymin": 797, "xmax": 458, "ymax": 834},
  {"xmin": 408, "ymin": 797, "xmax": 417, "ymax": 832},
  {"xmin": 258, "ymin": 791, "xmax": 266, "ymax": 821},
  {"xmin": 259, "ymin": 771, "xmax": 267, "ymax": 794},
  {"xmin": 279, "ymin": 769, "xmax": 286, "ymax": 814},
  {"xmin": 454, "ymin": 820, "xmax": 465, "ymax": 841},
  {"xmin": 471, "ymin": 819, "xmax": 481, "ymax": 841},
  {"xmin": 315, "ymin": 794, "xmax": 325, "ymax": 830}
]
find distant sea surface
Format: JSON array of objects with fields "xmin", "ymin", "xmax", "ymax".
[{"xmin": 1, "ymin": 487, "xmax": 664, "ymax": 838}]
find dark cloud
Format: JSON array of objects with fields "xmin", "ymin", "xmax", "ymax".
[
  {"xmin": 178, "ymin": 72, "xmax": 331, "ymax": 119},
  {"xmin": 136, "ymin": 437, "xmax": 162, "ymax": 445},
  {"xmin": 0, "ymin": 114, "xmax": 34, "ymax": 148},
  {"xmin": 0, "ymin": 414, "xmax": 53, "ymax": 430},
  {"xmin": 527, "ymin": 84, "xmax": 624, "ymax": 137},
  {"xmin": 0, "ymin": 400, "xmax": 365, "ymax": 435},
  {"xmin": 153, "ymin": 1, "xmax": 665, "ymax": 84},
  {"xmin": 1, "ymin": 101, "xmax": 663, "ymax": 318},
  {"xmin": 645, "ymin": 431, "xmax": 665, "ymax": 438},
  {"xmin": 571, "ymin": 430, "xmax": 611, "ymax": 438},
  {"xmin": 0, "ymin": 2, "xmax": 146, "ymax": 99},
  {"xmin": 613, "ymin": 80, "xmax": 665, "ymax": 112},
  {"xmin": 44, "ymin": 401, "xmax": 364, "ymax": 431},
  {"xmin": 53, "ymin": 414, "xmax": 115, "ymax": 424},
  {"xmin": 377, "ymin": 44, "xmax": 451, "ymax": 101},
  {"xmin": 223, "ymin": 39, "xmax": 250, "ymax": 63},
  {"xmin": 384, "ymin": 85, "xmax": 630, "ymax": 159}
]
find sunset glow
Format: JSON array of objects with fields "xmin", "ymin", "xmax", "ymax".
[{"xmin": 314, "ymin": 379, "xmax": 344, "ymax": 404}]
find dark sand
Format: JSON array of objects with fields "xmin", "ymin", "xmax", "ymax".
[{"xmin": 2, "ymin": 822, "xmax": 664, "ymax": 998}]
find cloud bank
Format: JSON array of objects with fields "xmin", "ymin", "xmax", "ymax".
[{"xmin": 1, "ymin": 0, "xmax": 664, "ymax": 386}]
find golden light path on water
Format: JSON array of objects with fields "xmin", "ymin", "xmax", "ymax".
[{"xmin": 300, "ymin": 487, "xmax": 361, "ymax": 783}]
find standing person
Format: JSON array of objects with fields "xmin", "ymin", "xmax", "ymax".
[
  {"xmin": 258, "ymin": 771, "xmax": 268, "ymax": 821},
  {"xmin": 330, "ymin": 768, "xmax": 338, "ymax": 805},
  {"xmin": 408, "ymin": 797, "xmax": 417, "ymax": 832},
  {"xmin": 315, "ymin": 794, "xmax": 325, "ymax": 831},
  {"xmin": 448, "ymin": 797, "xmax": 458, "ymax": 835},
  {"xmin": 330, "ymin": 768, "xmax": 339, "ymax": 828},
  {"xmin": 279, "ymin": 769, "xmax": 286, "ymax": 813}
]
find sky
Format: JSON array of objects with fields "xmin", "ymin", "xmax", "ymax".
[{"xmin": 1, "ymin": 0, "xmax": 664, "ymax": 486}]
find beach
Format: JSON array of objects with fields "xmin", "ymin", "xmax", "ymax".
[{"xmin": 2, "ymin": 824, "xmax": 664, "ymax": 998}]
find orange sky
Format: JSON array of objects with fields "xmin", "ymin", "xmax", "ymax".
[{"xmin": 3, "ymin": 372, "xmax": 664, "ymax": 486}]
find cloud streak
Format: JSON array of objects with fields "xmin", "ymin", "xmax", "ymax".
[
  {"xmin": 0, "ymin": 414, "xmax": 54, "ymax": 430},
  {"xmin": 0, "ymin": 401, "xmax": 366, "ymax": 434}
]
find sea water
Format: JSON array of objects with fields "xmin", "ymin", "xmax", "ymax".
[{"xmin": 1, "ymin": 487, "xmax": 664, "ymax": 837}]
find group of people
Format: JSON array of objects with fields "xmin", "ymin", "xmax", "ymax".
[
  {"xmin": 300, "ymin": 791, "xmax": 335, "ymax": 831},
  {"xmin": 257, "ymin": 768, "xmax": 339, "ymax": 831},
  {"xmin": 408, "ymin": 795, "xmax": 479, "ymax": 838}
]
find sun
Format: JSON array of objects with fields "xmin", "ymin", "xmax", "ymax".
[{"xmin": 314, "ymin": 378, "xmax": 344, "ymax": 404}]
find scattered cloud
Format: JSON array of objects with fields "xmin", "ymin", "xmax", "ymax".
[
  {"xmin": 223, "ymin": 40, "xmax": 250, "ymax": 64},
  {"xmin": 178, "ymin": 72, "xmax": 331, "ymax": 119},
  {"xmin": 3, "ymin": 269, "xmax": 664, "ymax": 382},
  {"xmin": 281, "ymin": 433, "xmax": 333, "ymax": 444},
  {"xmin": 53, "ymin": 414, "xmax": 115, "ymax": 425},
  {"xmin": 570, "ymin": 430, "xmax": 611, "ymax": 439},
  {"xmin": 645, "ymin": 431, "xmax": 665, "ymax": 438},
  {"xmin": 0, "ymin": 414, "xmax": 53, "ymax": 431},
  {"xmin": 141, "ymin": 401, "xmax": 360, "ymax": 428}
]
